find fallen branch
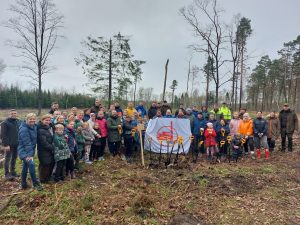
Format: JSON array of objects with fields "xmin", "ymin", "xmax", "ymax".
[{"xmin": 286, "ymin": 186, "xmax": 300, "ymax": 192}]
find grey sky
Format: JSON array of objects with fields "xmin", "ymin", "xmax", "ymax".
[{"xmin": 0, "ymin": 0, "xmax": 299, "ymax": 98}]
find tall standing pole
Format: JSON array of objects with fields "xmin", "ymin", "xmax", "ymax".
[
  {"xmin": 162, "ymin": 59, "xmax": 169, "ymax": 101},
  {"xmin": 108, "ymin": 39, "xmax": 112, "ymax": 107}
]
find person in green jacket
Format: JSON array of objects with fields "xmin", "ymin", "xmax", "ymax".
[
  {"xmin": 53, "ymin": 124, "xmax": 70, "ymax": 182},
  {"xmin": 209, "ymin": 105, "xmax": 223, "ymax": 121},
  {"xmin": 219, "ymin": 102, "xmax": 232, "ymax": 122},
  {"xmin": 75, "ymin": 126, "xmax": 85, "ymax": 167},
  {"xmin": 107, "ymin": 110, "xmax": 122, "ymax": 156}
]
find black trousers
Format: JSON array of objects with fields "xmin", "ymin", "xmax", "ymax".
[
  {"xmin": 243, "ymin": 137, "xmax": 254, "ymax": 153},
  {"xmin": 66, "ymin": 153, "xmax": 75, "ymax": 174},
  {"xmin": 39, "ymin": 162, "xmax": 55, "ymax": 183},
  {"xmin": 4, "ymin": 146, "xmax": 18, "ymax": 175},
  {"xmin": 124, "ymin": 136, "xmax": 134, "ymax": 158},
  {"xmin": 281, "ymin": 129, "xmax": 293, "ymax": 151},
  {"xmin": 98, "ymin": 137, "xmax": 107, "ymax": 157},
  {"xmin": 54, "ymin": 160, "xmax": 66, "ymax": 181},
  {"xmin": 267, "ymin": 138, "xmax": 276, "ymax": 151}
]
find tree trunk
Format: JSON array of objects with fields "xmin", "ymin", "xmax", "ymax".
[
  {"xmin": 162, "ymin": 59, "xmax": 169, "ymax": 101},
  {"xmin": 239, "ymin": 44, "xmax": 244, "ymax": 109},
  {"xmin": 108, "ymin": 39, "xmax": 112, "ymax": 107},
  {"xmin": 38, "ymin": 67, "xmax": 42, "ymax": 116},
  {"xmin": 205, "ymin": 72, "xmax": 209, "ymax": 107},
  {"xmin": 133, "ymin": 77, "xmax": 137, "ymax": 105}
]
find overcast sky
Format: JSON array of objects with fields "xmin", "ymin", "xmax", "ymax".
[{"xmin": 0, "ymin": 0, "xmax": 299, "ymax": 97}]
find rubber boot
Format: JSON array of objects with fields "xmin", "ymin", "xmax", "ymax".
[
  {"xmin": 257, "ymin": 149, "xmax": 261, "ymax": 159},
  {"xmin": 265, "ymin": 149, "xmax": 270, "ymax": 160}
]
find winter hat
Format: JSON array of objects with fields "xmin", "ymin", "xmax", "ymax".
[{"xmin": 207, "ymin": 122, "xmax": 213, "ymax": 128}]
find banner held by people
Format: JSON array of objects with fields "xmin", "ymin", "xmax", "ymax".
[{"xmin": 144, "ymin": 118, "xmax": 192, "ymax": 154}]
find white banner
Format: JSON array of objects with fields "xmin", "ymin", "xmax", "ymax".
[{"xmin": 144, "ymin": 118, "xmax": 192, "ymax": 154}]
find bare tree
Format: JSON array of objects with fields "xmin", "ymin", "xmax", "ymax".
[
  {"xmin": 180, "ymin": 0, "xmax": 228, "ymax": 104},
  {"xmin": 6, "ymin": 0, "xmax": 63, "ymax": 115}
]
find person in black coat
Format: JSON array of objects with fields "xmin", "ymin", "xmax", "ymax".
[
  {"xmin": 147, "ymin": 101, "xmax": 157, "ymax": 119},
  {"xmin": 37, "ymin": 114, "xmax": 55, "ymax": 183},
  {"xmin": 1, "ymin": 109, "xmax": 20, "ymax": 180}
]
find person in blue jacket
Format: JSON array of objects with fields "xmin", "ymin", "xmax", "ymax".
[
  {"xmin": 135, "ymin": 101, "xmax": 147, "ymax": 118},
  {"xmin": 163, "ymin": 109, "xmax": 174, "ymax": 118},
  {"xmin": 215, "ymin": 119, "xmax": 230, "ymax": 161},
  {"xmin": 192, "ymin": 112, "xmax": 207, "ymax": 161},
  {"xmin": 18, "ymin": 113, "xmax": 43, "ymax": 191}
]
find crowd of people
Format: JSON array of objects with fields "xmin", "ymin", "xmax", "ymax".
[{"xmin": 1, "ymin": 99, "xmax": 298, "ymax": 191}]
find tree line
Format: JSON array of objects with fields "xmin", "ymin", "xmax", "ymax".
[
  {"xmin": 0, "ymin": 84, "xmax": 94, "ymax": 109},
  {"xmin": 247, "ymin": 35, "xmax": 300, "ymax": 111}
]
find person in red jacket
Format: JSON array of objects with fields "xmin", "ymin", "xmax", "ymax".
[{"xmin": 204, "ymin": 122, "xmax": 218, "ymax": 162}]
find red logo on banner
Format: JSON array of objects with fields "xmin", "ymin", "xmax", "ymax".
[{"xmin": 156, "ymin": 121, "xmax": 178, "ymax": 146}]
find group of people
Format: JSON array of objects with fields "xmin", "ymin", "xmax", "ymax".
[{"xmin": 0, "ymin": 99, "xmax": 298, "ymax": 191}]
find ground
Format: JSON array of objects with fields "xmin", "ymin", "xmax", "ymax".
[
  {"xmin": 0, "ymin": 147, "xmax": 299, "ymax": 225},
  {"xmin": 0, "ymin": 110, "xmax": 299, "ymax": 224}
]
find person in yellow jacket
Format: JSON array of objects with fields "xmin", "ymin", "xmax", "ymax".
[
  {"xmin": 219, "ymin": 102, "xmax": 232, "ymax": 122},
  {"xmin": 126, "ymin": 102, "xmax": 137, "ymax": 118},
  {"xmin": 238, "ymin": 113, "xmax": 255, "ymax": 159}
]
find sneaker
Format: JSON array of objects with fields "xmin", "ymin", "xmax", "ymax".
[
  {"xmin": 5, "ymin": 173, "xmax": 15, "ymax": 181},
  {"xmin": 98, "ymin": 156, "xmax": 105, "ymax": 161},
  {"xmin": 251, "ymin": 155, "xmax": 256, "ymax": 160},
  {"xmin": 33, "ymin": 183, "xmax": 43, "ymax": 191},
  {"xmin": 121, "ymin": 154, "xmax": 127, "ymax": 161},
  {"xmin": 85, "ymin": 160, "xmax": 93, "ymax": 165}
]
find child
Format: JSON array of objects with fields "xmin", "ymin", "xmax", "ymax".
[
  {"xmin": 122, "ymin": 115, "xmax": 135, "ymax": 163},
  {"xmin": 75, "ymin": 126, "xmax": 85, "ymax": 164},
  {"xmin": 91, "ymin": 123, "xmax": 101, "ymax": 161},
  {"xmin": 64, "ymin": 121, "xmax": 77, "ymax": 179},
  {"xmin": 53, "ymin": 124, "xmax": 70, "ymax": 182},
  {"xmin": 96, "ymin": 111, "xmax": 107, "ymax": 161},
  {"xmin": 216, "ymin": 119, "xmax": 230, "ymax": 162},
  {"xmin": 204, "ymin": 122, "xmax": 218, "ymax": 163},
  {"xmin": 81, "ymin": 122, "xmax": 95, "ymax": 164},
  {"xmin": 231, "ymin": 133, "xmax": 243, "ymax": 162}
]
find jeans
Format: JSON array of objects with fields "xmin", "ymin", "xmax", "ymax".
[
  {"xmin": 21, "ymin": 159, "xmax": 38, "ymax": 186},
  {"xmin": 4, "ymin": 146, "xmax": 18, "ymax": 175}
]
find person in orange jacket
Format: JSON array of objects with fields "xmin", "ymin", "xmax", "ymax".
[{"xmin": 238, "ymin": 113, "xmax": 255, "ymax": 159}]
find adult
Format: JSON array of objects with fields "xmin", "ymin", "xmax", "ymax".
[
  {"xmin": 192, "ymin": 106, "xmax": 199, "ymax": 118},
  {"xmin": 219, "ymin": 102, "xmax": 232, "ymax": 122},
  {"xmin": 175, "ymin": 103, "xmax": 186, "ymax": 117},
  {"xmin": 136, "ymin": 101, "xmax": 147, "ymax": 118},
  {"xmin": 185, "ymin": 108, "xmax": 195, "ymax": 125},
  {"xmin": 114, "ymin": 102, "xmax": 123, "ymax": 117},
  {"xmin": 279, "ymin": 103, "xmax": 299, "ymax": 152},
  {"xmin": 210, "ymin": 105, "xmax": 222, "ymax": 121},
  {"xmin": 201, "ymin": 106, "xmax": 209, "ymax": 120},
  {"xmin": 229, "ymin": 112, "xmax": 241, "ymax": 136},
  {"xmin": 90, "ymin": 98, "xmax": 102, "ymax": 115},
  {"xmin": 126, "ymin": 102, "xmax": 137, "ymax": 118},
  {"xmin": 71, "ymin": 107, "xmax": 78, "ymax": 117},
  {"xmin": 107, "ymin": 110, "xmax": 122, "ymax": 156},
  {"xmin": 207, "ymin": 113, "xmax": 218, "ymax": 129},
  {"xmin": 1, "ymin": 109, "xmax": 20, "ymax": 180},
  {"xmin": 153, "ymin": 109, "xmax": 163, "ymax": 119},
  {"xmin": 147, "ymin": 101, "xmax": 157, "ymax": 119},
  {"xmin": 49, "ymin": 102, "xmax": 59, "ymax": 114},
  {"xmin": 161, "ymin": 101, "xmax": 171, "ymax": 116},
  {"xmin": 37, "ymin": 114, "xmax": 55, "ymax": 183},
  {"xmin": 18, "ymin": 113, "xmax": 43, "ymax": 190},
  {"xmin": 238, "ymin": 113, "xmax": 255, "ymax": 159},
  {"xmin": 83, "ymin": 108, "xmax": 91, "ymax": 122},
  {"xmin": 163, "ymin": 109, "xmax": 173, "ymax": 118},
  {"xmin": 253, "ymin": 112, "xmax": 269, "ymax": 159},
  {"xmin": 239, "ymin": 108, "xmax": 247, "ymax": 120},
  {"xmin": 176, "ymin": 109, "xmax": 187, "ymax": 119},
  {"xmin": 267, "ymin": 112, "xmax": 280, "ymax": 152}
]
